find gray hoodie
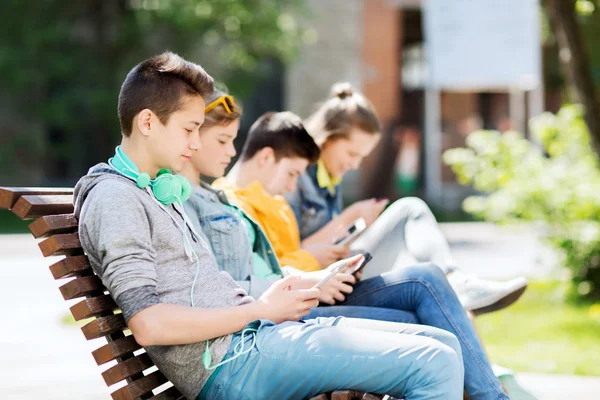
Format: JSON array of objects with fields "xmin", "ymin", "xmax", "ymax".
[{"xmin": 74, "ymin": 163, "xmax": 254, "ymax": 399}]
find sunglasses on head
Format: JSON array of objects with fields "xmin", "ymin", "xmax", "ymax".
[{"xmin": 205, "ymin": 95, "xmax": 236, "ymax": 115}]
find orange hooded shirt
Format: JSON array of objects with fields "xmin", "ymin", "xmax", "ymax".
[{"xmin": 213, "ymin": 178, "xmax": 321, "ymax": 272}]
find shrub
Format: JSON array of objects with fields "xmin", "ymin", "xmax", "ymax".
[{"xmin": 443, "ymin": 105, "xmax": 600, "ymax": 300}]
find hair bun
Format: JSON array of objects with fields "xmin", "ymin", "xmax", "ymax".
[{"xmin": 331, "ymin": 82, "xmax": 354, "ymax": 99}]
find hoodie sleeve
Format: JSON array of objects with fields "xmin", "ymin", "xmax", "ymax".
[{"xmin": 78, "ymin": 181, "xmax": 160, "ymax": 321}]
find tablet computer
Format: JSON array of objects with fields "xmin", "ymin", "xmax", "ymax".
[{"xmin": 333, "ymin": 217, "xmax": 367, "ymax": 246}]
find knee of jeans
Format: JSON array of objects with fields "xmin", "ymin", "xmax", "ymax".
[
  {"xmin": 428, "ymin": 341, "xmax": 463, "ymax": 382},
  {"xmin": 403, "ymin": 262, "xmax": 447, "ymax": 284},
  {"xmin": 430, "ymin": 328, "xmax": 461, "ymax": 357}
]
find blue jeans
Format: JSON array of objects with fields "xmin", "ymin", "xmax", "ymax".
[
  {"xmin": 202, "ymin": 317, "xmax": 463, "ymax": 400},
  {"xmin": 323, "ymin": 263, "xmax": 507, "ymax": 400},
  {"xmin": 305, "ymin": 304, "xmax": 419, "ymax": 324}
]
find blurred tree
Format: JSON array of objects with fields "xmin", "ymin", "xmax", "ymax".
[
  {"xmin": 0, "ymin": 0, "xmax": 307, "ymax": 185},
  {"xmin": 545, "ymin": 0, "xmax": 600, "ymax": 157}
]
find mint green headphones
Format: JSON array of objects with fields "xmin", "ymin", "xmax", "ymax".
[{"xmin": 108, "ymin": 146, "xmax": 191, "ymax": 205}]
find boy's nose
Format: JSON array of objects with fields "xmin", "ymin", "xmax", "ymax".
[{"xmin": 190, "ymin": 132, "xmax": 202, "ymax": 150}]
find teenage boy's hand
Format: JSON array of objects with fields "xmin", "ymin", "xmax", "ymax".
[
  {"xmin": 256, "ymin": 276, "xmax": 320, "ymax": 323},
  {"xmin": 305, "ymin": 243, "xmax": 350, "ymax": 267},
  {"xmin": 313, "ymin": 270, "xmax": 356, "ymax": 304},
  {"xmin": 290, "ymin": 270, "xmax": 356, "ymax": 305}
]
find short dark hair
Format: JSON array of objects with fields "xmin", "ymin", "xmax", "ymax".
[
  {"xmin": 241, "ymin": 112, "xmax": 320, "ymax": 163},
  {"xmin": 118, "ymin": 51, "xmax": 214, "ymax": 136}
]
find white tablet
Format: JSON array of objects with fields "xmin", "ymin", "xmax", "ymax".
[{"xmin": 333, "ymin": 217, "xmax": 367, "ymax": 246}]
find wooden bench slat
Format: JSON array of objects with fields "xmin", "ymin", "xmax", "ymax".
[
  {"xmin": 103, "ymin": 353, "xmax": 154, "ymax": 386},
  {"xmin": 329, "ymin": 391, "xmax": 383, "ymax": 400},
  {"xmin": 39, "ymin": 233, "xmax": 82, "ymax": 257},
  {"xmin": 12, "ymin": 194, "xmax": 74, "ymax": 219},
  {"xmin": 59, "ymin": 275, "xmax": 105, "ymax": 300},
  {"xmin": 332, "ymin": 391, "xmax": 359, "ymax": 400},
  {"xmin": 361, "ymin": 394, "xmax": 385, "ymax": 400},
  {"xmin": 149, "ymin": 386, "xmax": 184, "ymax": 400},
  {"xmin": 71, "ymin": 294, "xmax": 119, "ymax": 321},
  {"xmin": 111, "ymin": 370, "xmax": 169, "ymax": 400},
  {"xmin": 0, "ymin": 187, "xmax": 73, "ymax": 210},
  {"xmin": 82, "ymin": 314, "xmax": 127, "ymax": 340},
  {"xmin": 93, "ymin": 335, "xmax": 141, "ymax": 366},
  {"xmin": 29, "ymin": 213, "xmax": 78, "ymax": 238},
  {"xmin": 49, "ymin": 255, "xmax": 92, "ymax": 279},
  {"xmin": 310, "ymin": 395, "xmax": 329, "ymax": 400}
]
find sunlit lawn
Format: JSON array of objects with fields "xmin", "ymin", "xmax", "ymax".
[{"xmin": 478, "ymin": 281, "xmax": 600, "ymax": 376}]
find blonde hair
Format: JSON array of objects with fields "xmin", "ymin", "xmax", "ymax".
[
  {"xmin": 304, "ymin": 82, "xmax": 381, "ymax": 145},
  {"xmin": 202, "ymin": 89, "xmax": 242, "ymax": 129}
]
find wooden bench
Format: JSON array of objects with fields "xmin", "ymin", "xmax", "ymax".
[{"xmin": 0, "ymin": 186, "xmax": 389, "ymax": 400}]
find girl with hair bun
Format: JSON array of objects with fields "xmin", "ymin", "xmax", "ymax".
[{"xmin": 286, "ymin": 82, "xmax": 528, "ymax": 317}]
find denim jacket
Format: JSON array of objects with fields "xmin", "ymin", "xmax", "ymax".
[
  {"xmin": 184, "ymin": 182, "xmax": 282, "ymax": 298},
  {"xmin": 285, "ymin": 164, "xmax": 343, "ymax": 240}
]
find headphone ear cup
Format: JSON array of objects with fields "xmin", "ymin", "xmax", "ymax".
[
  {"xmin": 152, "ymin": 174, "xmax": 182, "ymax": 205},
  {"xmin": 178, "ymin": 175, "xmax": 192, "ymax": 202}
]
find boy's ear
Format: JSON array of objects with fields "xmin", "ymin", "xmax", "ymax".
[
  {"xmin": 256, "ymin": 147, "xmax": 276, "ymax": 167},
  {"xmin": 135, "ymin": 109, "xmax": 154, "ymax": 137}
]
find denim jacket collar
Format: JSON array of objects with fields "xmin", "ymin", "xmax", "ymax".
[
  {"xmin": 198, "ymin": 181, "xmax": 231, "ymax": 205},
  {"xmin": 307, "ymin": 164, "xmax": 341, "ymax": 204}
]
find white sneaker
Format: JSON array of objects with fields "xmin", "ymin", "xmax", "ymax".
[{"xmin": 447, "ymin": 270, "xmax": 528, "ymax": 315}]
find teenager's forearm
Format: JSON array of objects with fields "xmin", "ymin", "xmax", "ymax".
[{"xmin": 128, "ymin": 302, "xmax": 264, "ymax": 346}]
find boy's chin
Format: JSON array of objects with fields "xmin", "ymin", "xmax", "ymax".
[
  {"xmin": 213, "ymin": 167, "xmax": 226, "ymax": 178},
  {"xmin": 172, "ymin": 160, "xmax": 187, "ymax": 172}
]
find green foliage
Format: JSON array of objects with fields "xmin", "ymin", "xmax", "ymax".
[
  {"xmin": 444, "ymin": 105, "xmax": 600, "ymax": 300},
  {"xmin": 0, "ymin": 0, "xmax": 308, "ymax": 184}
]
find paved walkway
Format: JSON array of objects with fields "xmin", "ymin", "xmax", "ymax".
[
  {"xmin": 0, "ymin": 235, "xmax": 111, "ymax": 399},
  {"xmin": 0, "ymin": 225, "xmax": 597, "ymax": 399}
]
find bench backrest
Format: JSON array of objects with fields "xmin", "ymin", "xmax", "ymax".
[{"xmin": 0, "ymin": 187, "xmax": 184, "ymax": 400}]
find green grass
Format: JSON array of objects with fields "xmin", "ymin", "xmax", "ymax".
[
  {"xmin": 478, "ymin": 281, "xmax": 600, "ymax": 376},
  {"xmin": 61, "ymin": 313, "xmax": 93, "ymax": 327}
]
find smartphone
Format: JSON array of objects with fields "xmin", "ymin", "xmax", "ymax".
[
  {"xmin": 312, "ymin": 255, "xmax": 363, "ymax": 288},
  {"xmin": 333, "ymin": 217, "xmax": 367, "ymax": 246},
  {"xmin": 348, "ymin": 252, "xmax": 372, "ymax": 276}
]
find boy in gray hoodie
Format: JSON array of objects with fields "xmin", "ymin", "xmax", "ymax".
[{"xmin": 73, "ymin": 52, "xmax": 463, "ymax": 400}]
